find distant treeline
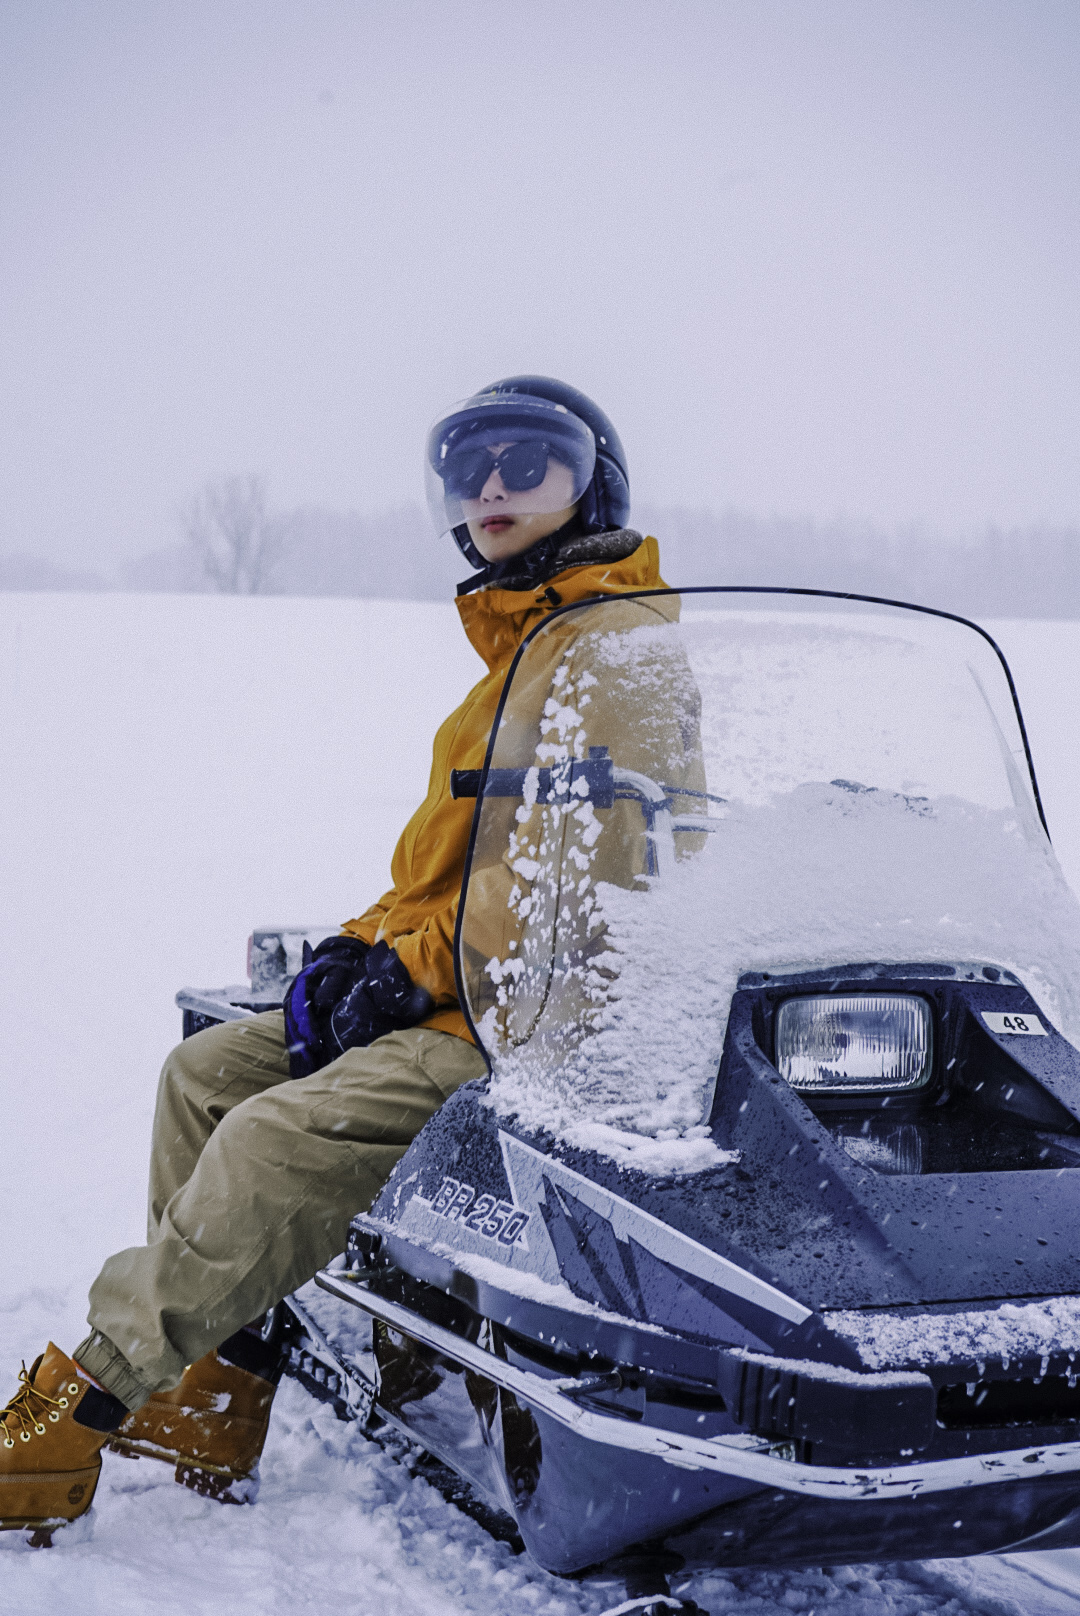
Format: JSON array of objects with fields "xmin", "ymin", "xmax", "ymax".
[
  {"xmin": 4, "ymin": 503, "xmax": 1080, "ymax": 619},
  {"xmin": 638, "ymin": 508, "xmax": 1080, "ymax": 621}
]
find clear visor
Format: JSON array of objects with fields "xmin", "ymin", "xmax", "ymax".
[{"xmin": 425, "ymin": 393, "xmax": 596, "ymax": 540}]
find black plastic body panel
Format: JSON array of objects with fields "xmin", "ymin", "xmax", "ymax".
[
  {"xmin": 354, "ymin": 958, "xmax": 1080, "ymax": 1572},
  {"xmin": 369, "ymin": 1314, "xmax": 1080, "ymax": 1573}
]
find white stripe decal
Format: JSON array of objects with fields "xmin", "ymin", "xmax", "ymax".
[{"xmin": 500, "ymin": 1133, "xmax": 812, "ymax": 1326}]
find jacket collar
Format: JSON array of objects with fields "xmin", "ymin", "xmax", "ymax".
[
  {"xmin": 456, "ymin": 532, "xmax": 665, "ymax": 675},
  {"xmin": 456, "ymin": 522, "xmax": 640, "ymax": 595}
]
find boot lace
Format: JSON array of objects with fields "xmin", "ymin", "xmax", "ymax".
[{"xmin": 1, "ymin": 1364, "xmax": 77, "ymax": 1448}]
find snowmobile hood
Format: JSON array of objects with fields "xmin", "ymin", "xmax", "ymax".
[{"xmin": 367, "ymin": 952, "xmax": 1080, "ymax": 1376}]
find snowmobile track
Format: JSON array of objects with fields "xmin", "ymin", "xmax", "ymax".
[{"xmin": 277, "ymin": 1293, "xmax": 526, "ymax": 1554}]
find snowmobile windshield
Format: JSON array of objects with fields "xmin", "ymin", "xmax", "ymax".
[
  {"xmin": 425, "ymin": 392, "xmax": 596, "ymax": 539},
  {"xmin": 456, "ymin": 590, "xmax": 1080, "ymax": 1172}
]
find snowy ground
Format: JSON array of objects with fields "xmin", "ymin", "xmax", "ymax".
[{"xmin": 3, "ymin": 592, "xmax": 1080, "ymax": 1614}]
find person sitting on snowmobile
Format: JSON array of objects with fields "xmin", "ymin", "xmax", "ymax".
[{"xmin": 0, "ymin": 376, "xmax": 675, "ymax": 1537}]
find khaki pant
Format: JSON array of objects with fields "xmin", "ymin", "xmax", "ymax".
[{"xmin": 75, "ymin": 1012, "xmax": 486, "ymax": 1409}]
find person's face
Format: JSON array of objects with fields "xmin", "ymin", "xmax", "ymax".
[{"xmin": 463, "ymin": 443, "xmax": 578, "ymax": 563}]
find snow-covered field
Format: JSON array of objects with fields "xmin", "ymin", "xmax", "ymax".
[{"xmin": 3, "ymin": 591, "xmax": 1080, "ymax": 1614}]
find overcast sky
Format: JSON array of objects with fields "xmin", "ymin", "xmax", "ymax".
[{"xmin": 2, "ymin": 0, "xmax": 1079, "ymax": 565}]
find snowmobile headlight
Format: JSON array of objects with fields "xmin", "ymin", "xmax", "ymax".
[{"xmin": 775, "ymin": 994, "xmax": 932, "ymax": 1093}]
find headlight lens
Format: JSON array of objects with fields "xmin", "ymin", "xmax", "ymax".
[{"xmin": 775, "ymin": 994, "xmax": 932, "ymax": 1093}]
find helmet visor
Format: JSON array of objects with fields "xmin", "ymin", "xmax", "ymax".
[{"xmin": 426, "ymin": 392, "xmax": 596, "ymax": 540}]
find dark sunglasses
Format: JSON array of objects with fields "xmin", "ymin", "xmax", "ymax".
[{"xmin": 442, "ymin": 439, "xmax": 554, "ymax": 500}]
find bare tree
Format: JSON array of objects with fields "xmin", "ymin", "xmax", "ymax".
[{"xmin": 182, "ymin": 475, "xmax": 286, "ymax": 594}]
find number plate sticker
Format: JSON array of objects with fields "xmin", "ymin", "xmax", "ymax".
[{"xmin": 982, "ymin": 1010, "xmax": 1047, "ymax": 1037}]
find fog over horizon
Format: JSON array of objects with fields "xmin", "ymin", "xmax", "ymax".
[{"xmin": 3, "ymin": 0, "xmax": 1079, "ymax": 578}]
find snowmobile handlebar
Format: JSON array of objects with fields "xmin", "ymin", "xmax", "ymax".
[
  {"xmin": 450, "ymin": 747, "xmax": 618, "ymax": 807},
  {"xmin": 449, "ymin": 748, "xmax": 724, "ymax": 877}
]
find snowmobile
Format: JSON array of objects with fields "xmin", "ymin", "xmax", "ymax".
[{"xmin": 181, "ymin": 588, "xmax": 1080, "ymax": 1612}]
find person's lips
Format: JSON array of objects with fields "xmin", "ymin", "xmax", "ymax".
[{"xmin": 481, "ymin": 516, "xmax": 515, "ymax": 532}]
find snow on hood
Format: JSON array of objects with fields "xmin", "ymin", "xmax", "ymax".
[
  {"xmin": 826, "ymin": 1294, "xmax": 1080, "ymax": 1372},
  {"xmin": 484, "ymin": 780, "xmax": 1080, "ymax": 1171}
]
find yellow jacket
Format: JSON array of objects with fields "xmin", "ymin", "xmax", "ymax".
[{"xmin": 341, "ymin": 534, "xmax": 667, "ymax": 1042}]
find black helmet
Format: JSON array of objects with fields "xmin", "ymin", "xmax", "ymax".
[
  {"xmin": 425, "ymin": 376, "xmax": 630, "ymax": 571},
  {"xmin": 473, "ymin": 375, "xmax": 629, "ymax": 534}
]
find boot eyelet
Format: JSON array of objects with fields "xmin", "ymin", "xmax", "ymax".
[
  {"xmin": 57, "ymin": 1397, "xmax": 68, "ymax": 1408},
  {"xmin": 34, "ymin": 1423, "xmax": 46, "ymax": 1435},
  {"xmin": 68, "ymin": 1383, "xmax": 79, "ymax": 1395},
  {"xmin": 48, "ymin": 1411, "xmax": 60, "ymax": 1422},
  {"xmin": 3, "ymin": 1437, "xmax": 13, "ymax": 1449},
  {"xmin": 19, "ymin": 1431, "xmax": 30, "ymax": 1442}
]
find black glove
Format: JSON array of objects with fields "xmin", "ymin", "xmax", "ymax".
[
  {"xmin": 283, "ymin": 934, "xmax": 370, "ymax": 1080},
  {"xmin": 328, "ymin": 940, "xmax": 434, "ymax": 1058}
]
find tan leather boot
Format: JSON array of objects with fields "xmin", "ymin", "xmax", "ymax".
[
  {"xmin": 0, "ymin": 1343, "xmax": 115, "ymax": 1544},
  {"xmin": 109, "ymin": 1344, "xmax": 279, "ymax": 1503}
]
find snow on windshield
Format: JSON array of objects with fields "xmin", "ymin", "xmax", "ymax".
[
  {"xmin": 687, "ymin": 609, "xmax": 1031, "ymax": 812},
  {"xmin": 472, "ymin": 604, "xmax": 1080, "ymax": 1173}
]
